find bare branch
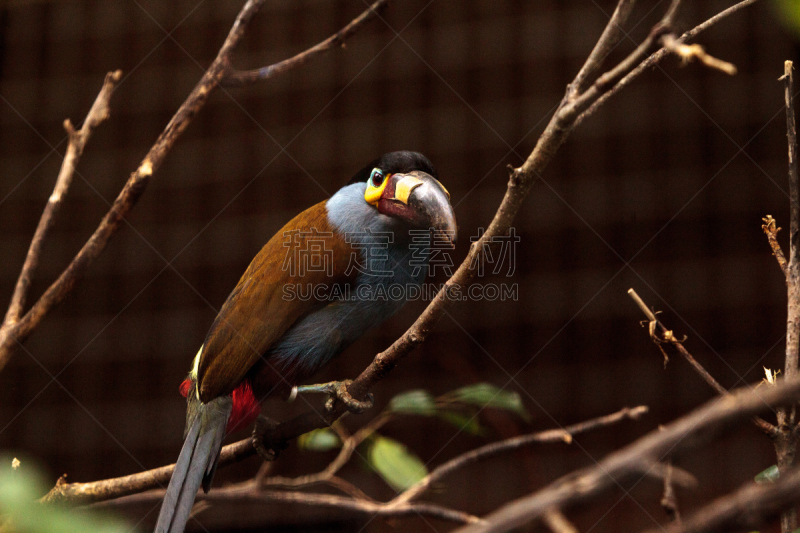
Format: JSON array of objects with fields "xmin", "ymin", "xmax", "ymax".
[
  {"xmin": 784, "ymin": 59, "xmax": 799, "ymax": 384},
  {"xmin": 0, "ymin": 0, "xmax": 268, "ymax": 374},
  {"xmin": 642, "ymin": 467, "xmax": 800, "ymax": 533},
  {"xmin": 628, "ymin": 288, "xmax": 779, "ymax": 436},
  {"xmin": 452, "ymin": 376, "xmax": 800, "ymax": 533},
  {"xmin": 260, "ymin": 414, "xmax": 390, "ymax": 491},
  {"xmin": 577, "ymin": 0, "xmax": 761, "ymax": 127},
  {"xmin": 223, "ymin": 0, "xmax": 391, "ymax": 87},
  {"xmin": 763, "ymin": 215, "xmax": 789, "ymax": 279},
  {"xmin": 659, "ymin": 461, "xmax": 681, "ymax": 524},
  {"xmin": 1, "ymin": 70, "xmax": 122, "ymax": 329},
  {"xmin": 778, "ymin": 57, "xmax": 799, "ymax": 533},
  {"xmin": 568, "ymin": 0, "xmax": 638, "ymax": 99},
  {"xmin": 95, "ymin": 485, "xmax": 483, "ymax": 526},
  {"xmin": 660, "ymin": 34, "xmax": 737, "ymax": 75},
  {"xmin": 391, "ymin": 406, "xmax": 649, "ymax": 506},
  {"xmin": 42, "ymin": 406, "xmax": 646, "ymax": 506},
  {"xmin": 543, "ymin": 508, "xmax": 579, "ymax": 533}
]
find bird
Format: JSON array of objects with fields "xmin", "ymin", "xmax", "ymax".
[{"xmin": 154, "ymin": 151, "xmax": 457, "ymax": 533}]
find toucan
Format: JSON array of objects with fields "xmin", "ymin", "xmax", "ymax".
[{"xmin": 154, "ymin": 151, "xmax": 457, "ymax": 533}]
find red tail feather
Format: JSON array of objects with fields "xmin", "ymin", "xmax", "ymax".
[
  {"xmin": 228, "ymin": 381, "xmax": 261, "ymax": 433},
  {"xmin": 179, "ymin": 378, "xmax": 259, "ymax": 433}
]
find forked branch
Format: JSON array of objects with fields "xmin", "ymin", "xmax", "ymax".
[
  {"xmin": 628, "ymin": 288, "xmax": 778, "ymax": 436},
  {"xmin": 0, "ymin": 0, "xmax": 390, "ymax": 375}
]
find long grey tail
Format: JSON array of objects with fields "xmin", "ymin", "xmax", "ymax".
[{"xmin": 155, "ymin": 395, "xmax": 232, "ymax": 533}]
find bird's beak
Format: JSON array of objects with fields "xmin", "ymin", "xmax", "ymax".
[{"xmin": 379, "ymin": 170, "xmax": 457, "ymax": 246}]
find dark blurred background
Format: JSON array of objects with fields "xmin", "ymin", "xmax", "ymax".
[{"xmin": 0, "ymin": 0, "xmax": 799, "ymax": 531}]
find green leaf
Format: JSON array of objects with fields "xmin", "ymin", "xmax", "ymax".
[
  {"xmin": 0, "ymin": 456, "xmax": 132, "ymax": 533},
  {"xmin": 754, "ymin": 464, "xmax": 780, "ymax": 484},
  {"xmin": 388, "ymin": 389, "xmax": 437, "ymax": 415},
  {"xmin": 437, "ymin": 411, "xmax": 486, "ymax": 436},
  {"xmin": 367, "ymin": 435, "xmax": 428, "ymax": 491},
  {"xmin": 298, "ymin": 428, "xmax": 342, "ymax": 452},
  {"xmin": 447, "ymin": 383, "xmax": 531, "ymax": 421}
]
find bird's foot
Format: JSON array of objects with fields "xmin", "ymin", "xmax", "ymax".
[
  {"xmin": 252, "ymin": 415, "xmax": 284, "ymax": 461},
  {"xmin": 295, "ymin": 379, "xmax": 374, "ymax": 414}
]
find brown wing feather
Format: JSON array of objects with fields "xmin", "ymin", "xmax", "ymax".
[{"xmin": 196, "ymin": 201, "xmax": 354, "ymax": 402}]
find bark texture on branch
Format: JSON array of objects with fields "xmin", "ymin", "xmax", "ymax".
[{"xmin": 777, "ymin": 57, "xmax": 799, "ymax": 533}]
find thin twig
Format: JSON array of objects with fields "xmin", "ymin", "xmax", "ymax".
[
  {"xmin": 93, "ymin": 485, "xmax": 483, "ymax": 525},
  {"xmin": 223, "ymin": 0, "xmax": 391, "ymax": 87},
  {"xmin": 660, "ymin": 34, "xmax": 737, "ymax": 75},
  {"xmin": 641, "ymin": 467, "xmax": 800, "ymax": 533},
  {"xmin": 628, "ymin": 288, "xmax": 779, "ymax": 436},
  {"xmin": 778, "ymin": 58, "xmax": 799, "ymax": 533},
  {"xmin": 543, "ymin": 508, "xmax": 579, "ymax": 533},
  {"xmin": 452, "ymin": 376, "xmax": 800, "ymax": 533},
  {"xmin": 390, "ymin": 405, "xmax": 649, "ymax": 506},
  {"xmin": 260, "ymin": 413, "xmax": 390, "ymax": 491},
  {"xmin": 762, "ymin": 216, "xmax": 789, "ymax": 279},
  {"xmin": 577, "ymin": 0, "xmax": 760, "ymax": 127},
  {"xmin": 568, "ymin": 0, "xmax": 638, "ymax": 100},
  {"xmin": 660, "ymin": 461, "xmax": 681, "ymax": 524},
  {"xmin": 1, "ymin": 70, "xmax": 122, "ymax": 329}
]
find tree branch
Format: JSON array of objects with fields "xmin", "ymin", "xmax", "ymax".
[
  {"xmin": 567, "ymin": 0, "xmax": 637, "ymax": 100},
  {"xmin": 259, "ymin": 414, "xmax": 390, "ymax": 492},
  {"xmin": 390, "ymin": 405, "xmax": 649, "ymax": 506},
  {"xmin": 542, "ymin": 509, "xmax": 579, "ymax": 533},
  {"xmin": 659, "ymin": 461, "xmax": 681, "ymax": 525},
  {"xmin": 0, "ymin": 0, "xmax": 269, "ymax": 374},
  {"xmin": 222, "ymin": 0, "xmax": 391, "ymax": 87},
  {"xmin": 452, "ymin": 376, "xmax": 800, "ymax": 533},
  {"xmin": 42, "ymin": 405, "xmax": 647, "ymax": 507},
  {"xmin": 777, "ymin": 57, "xmax": 799, "ymax": 533},
  {"xmin": 762, "ymin": 215, "xmax": 789, "ymax": 280},
  {"xmin": 1, "ymin": 70, "xmax": 121, "ymax": 329},
  {"xmin": 659, "ymin": 34, "xmax": 737, "ymax": 75},
  {"xmin": 94, "ymin": 485, "xmax": 483, "ymax": 526},
  {"xmin": 641, "ymin": 467, "xmax": 800, "ymax": 533},
  {"xmin": 628, "ymin": 288, "xmax": 779, "ymax": 436},
  {"xmin": 576, "ymin": 0, "xmax": 761, "ymax": 127}
]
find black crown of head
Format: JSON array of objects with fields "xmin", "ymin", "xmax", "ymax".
[{"xmin": 348, "ymin": 151, "xmax": 438, "ymax": 185}]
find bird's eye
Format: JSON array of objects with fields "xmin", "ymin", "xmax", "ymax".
[{"xmin": 369, "ymin": 168, "xmax": 385, "ymax": 187}]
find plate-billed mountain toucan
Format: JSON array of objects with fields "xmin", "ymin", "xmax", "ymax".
[{"xmin": 154, "ymin": 151, "xmax": 457, "ymax": 533}]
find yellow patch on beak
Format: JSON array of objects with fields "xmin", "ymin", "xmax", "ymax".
[{"xmin": 394, "ymin": 175, "xmax": 424, "ymax": 204}]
